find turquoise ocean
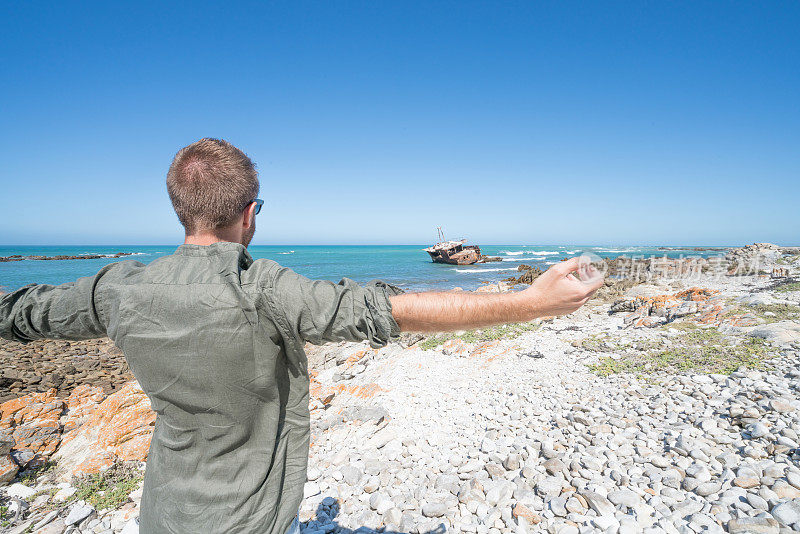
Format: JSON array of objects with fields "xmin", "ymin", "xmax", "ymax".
[{"xmin": 0, "ymin": 245, "xmax": 728, "ymax": 294}]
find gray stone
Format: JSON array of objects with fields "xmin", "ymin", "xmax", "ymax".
[
  {"xmin": 503, "ymin": 453, "xmax": 520, "ymax": 471},
  {"xmin": 303, "ymin": 482, "xmax": 321, "ymax": 499},
  {"xmin": 10, "ymin": 450, "xmax": 34, "ymax": 467},
  {"xmin": 727, "ymin": 516, "xmax": 780, "ymax": 533},
  {"xmin": 485, "ymin": 462, "xmax": 505, "ymax": 479},
  {"xmin": 383, "ymin": 507, "xmax": 403, "ymax": 526},
  {"xmin": 695, "ymin": 482, "xmax": 721, "ymax": 497},
  {"xmin": 536, "ymin": 476, "xmax": 563, "ymax": 497},
  {"xmin": 549, "ymin": 496, "xmax": 567, "ymax": 517},
  {"xmin": 543, "ymin": 458, "xmax": 566, "ymax": 476},
  {"xmin": 33, "ymin": 518, "xmax": 67, "ymax": 534},
  {"xmin": 340, "ymin": 465, "xmax": 363, "ymax": 486},
  {"xmin": 749, "ymin": 321, "xmax": 800, "ymax": 346},
  {"xmin": 369, "ymin": 492, "xmax": 387, "ymax": 511},
  {"xmin": 367, "ymin": 427, "xmax": 396, "ymax": 449},
  {"xmin": 6, "ymin": 483, "xmax": 37, "ymax": 499},
  {"xmin": 650, "ymin": 455, "xmax": 671, "ymax": 468},
  {"xmin": 748, "ymin": 422, "xmax": 770, "ymax": 439},
  {"xmin": 481, "ymin": 439, "xmax": 497, "ymax": 453},
  {"xmin": 685, "ymin": 463, "xmax": 711, "ymax": 482},
  {"xmin": 607, "ymin": 489, "xmax": 639, "ymax": 508},
  {"xmin": 65, "ymin": 503, "xmax": 95, "ymax": 526},
  {"xmin": 747, "ymin": 493, "xmax": 769, "ymax": 511},
  {"xmin": 581, "ymin": 490, "xmax": 615, "ymax": 516},
  {"xmin": 422, "ymin": 501, "xmax": 448, "ymax": 517},
  {"xmin": 770, "ymin": 499, "xmax": 800, "ymax": 526},
  {"xmin": 120, "ymin": 518, "xmax": 139, "ymax": 534}
]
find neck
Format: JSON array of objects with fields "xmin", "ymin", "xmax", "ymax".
[{"xmin": 184, "ymin": 231, "xmax": 242, "ymax": 247}]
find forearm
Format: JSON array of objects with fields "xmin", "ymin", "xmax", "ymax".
[{"xmin": 389, "ymin": 290, "xmax": 537, "ymax": 332}]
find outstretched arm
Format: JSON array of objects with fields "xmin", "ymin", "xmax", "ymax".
[
  {"xmin": 389, "ymin": 257, "xmax": 603, "ymax": 332},
  {"xmin": 0, "ymin": 262, "xmax": 130, "ymax": 343}
]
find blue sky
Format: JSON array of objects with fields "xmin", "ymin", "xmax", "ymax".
[{"xmin": 1, "ymin": 1, "xmax": 798, "ymax": 246}]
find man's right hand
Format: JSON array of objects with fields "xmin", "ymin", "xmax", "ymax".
[
  {"xmin": 520, "ymin": 258, "xmax": 603, "ymax": 317},
  {"xmin": 519, "ymin": 257, "xmax": 604, "ymax": 318}
]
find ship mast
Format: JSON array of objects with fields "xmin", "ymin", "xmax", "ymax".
[{"xmin": 437, "ymin": 226, "xmax": 446, "ymax": 242}]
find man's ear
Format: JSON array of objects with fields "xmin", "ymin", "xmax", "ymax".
[{"xmin": 242, "ymin": 202, "xmax": 256, "ymax": 229}]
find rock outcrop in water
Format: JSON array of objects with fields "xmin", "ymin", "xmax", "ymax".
[
  {"xmin": 0, "ymin": 253, "xmax": 134, "ymax": 263},
  {"xmin": 502, "ymin": 264, "xmax": 543, "ymax": 285}
]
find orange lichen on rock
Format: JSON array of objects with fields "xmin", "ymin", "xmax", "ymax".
[
  {"xmin": 0, "ymin": 389, "xmax": 63, "ymax": 427},
  {"xmin": 512, "ymin": 503, "xmax": 541, "ymax": 524},
  {"xmin": 54, "ymin": 380, "xmax": 156, "ymax": 476},
  {"xmin": 441, "ymin": 339, "xmax": 469, "ymax": 357},
  {"xmin": 648, "ymin": 294, "xmax": 680, "ymax": 307},
  {"xmin": 469, "ymin": 341, "xmax": 511, "ymax": 362},
  {"xmin": 308, "ymin": 371, "xmax": 324, "ymax": 403},
  {"xmin": 61, "ymin": 384, "xmax": 107, "ymax": 432},
  {"xmin": 0, "ymin": 388, "xmax": 65, "ymax": 457},
  {"xmin": 613, "ymin": 287, "xmax": 729, "ymax": 328},
  {"xmin": 329, "ymin": 383, "xmax": 384, "ymax": 400},
  {"xmin": 633, "ymin": 316, "xmax": 663, "ymax": 328},
  {"xmin": 0, "ymin": 453, "xmax": 18, "ymax": 484},
  {"xmin": 694, "ymin": 301, "xmax": 726, "ymax": 325},
  {"xmin": 676, "ymin": 287, "xmax": 719, "ymax": 301},
  {"xmin": 625, "ymin": 287, "xmax": 717, "ymax": 312},
  {"xmin": 343, "ymin": 348, "xmax": 377, "ymax": 367},
  {"xmin": 724, "ymin": 314, "xmax": 760, "ymax": 327}
]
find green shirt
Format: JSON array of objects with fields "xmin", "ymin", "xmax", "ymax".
[{"xmin": 0, "ymin": 242, "xmax": 402, "ymax": 533}]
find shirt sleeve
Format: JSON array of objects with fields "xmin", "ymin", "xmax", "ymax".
[
  {"xmin": 265, "ymin": 266, "xmax": 403, "ymax": 371},
  {"xmin": 0, "ymin": 262, "xmax": 128, "ymax": 343}
]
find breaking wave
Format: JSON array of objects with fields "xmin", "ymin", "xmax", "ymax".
[
  {"xmin": 451, "ymin": 267, "xmax": 519, "ymax": 273},
  {"xmin": 500, "ymin": 250, "xmax": 559, "ymax": 256},
  {"xmin": 74, "ymin": 252, "xmax": 146, "ymax": 258}
]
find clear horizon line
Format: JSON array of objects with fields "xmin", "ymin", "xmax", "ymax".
[{"xmin": 2, "ymin": 243, "xmax": 784, "ymax": 248}]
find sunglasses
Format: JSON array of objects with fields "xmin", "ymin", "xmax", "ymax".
[{"xmin": 251, "ymin": 199, "xmax": 264, "ymax": 215}]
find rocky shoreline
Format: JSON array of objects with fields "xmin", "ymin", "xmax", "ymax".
[
  {"xmin": 0, "ymin": 339, "xmax": 133, "ymax": 403},
  {"xmin": 0, "ymin": 243, "xmax": 799, "ymax": 534}
]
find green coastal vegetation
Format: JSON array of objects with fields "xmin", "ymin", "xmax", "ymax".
[
  {"xmin": 17, "ymin": 460, "xmax": 56, "ymax": 487},
  {"xmin": 721, "ymin": 301, "xmax": 800, "ymax": 323},
  {"xmin": 64, "ymin": 463, "xmax": 143, "ymax": 512},
  {"xmin": 774, "ymin": 280, "xmax": 800, "ymax": 292},
  {"xmin": 419, "ymin": 321, "xmax": 541, "ymax": 351},
  {"xmin": 0, "ymin": 504, "xmax": 12, "ymax": 528},
  {"xmin": 585, "ymin": 324, "xmax": 775, "ymax": 376},
  {"xmin": 18, "ymin": 462, "xmax": 143, "ymax": 515}
]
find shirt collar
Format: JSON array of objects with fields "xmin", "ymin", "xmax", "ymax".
[{"xmin": 174, "ymin": 241, "xmax": 254, "ymax": 269}]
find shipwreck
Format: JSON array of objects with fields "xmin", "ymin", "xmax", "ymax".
[{"xmin": 424, "ymin": 227, "xmax": 499, "ymax": 265}]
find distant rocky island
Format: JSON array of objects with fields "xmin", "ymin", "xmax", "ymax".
[{"xmin": 0, "ymin": 252, "xmax": 134, "ymax": 263}]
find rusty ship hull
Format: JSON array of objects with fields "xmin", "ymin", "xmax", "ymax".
[{"xmin": 424, "ymin": 240, "xmax": 482, "ymax": 265}]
